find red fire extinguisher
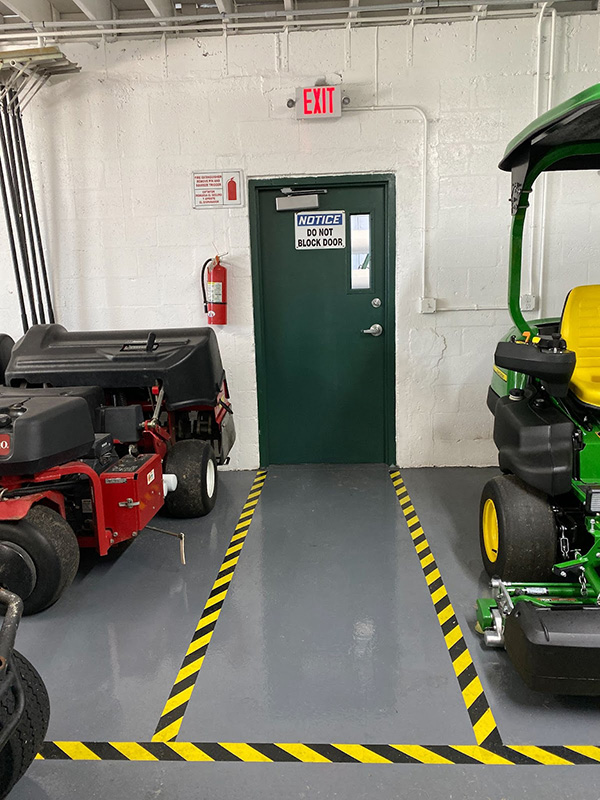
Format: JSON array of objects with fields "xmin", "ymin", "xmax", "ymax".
[
  {"xmin": 201, "ymin": 255, "xmax": 227, "ymax": 325},
  {"xmin": 227, "ymin": 177, "xmax": 238, "ymax": 202}
]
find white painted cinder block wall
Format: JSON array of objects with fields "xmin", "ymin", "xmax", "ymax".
[{"xmin": 1, "ymin": 14, "xmax": 599, "ymax": 470}]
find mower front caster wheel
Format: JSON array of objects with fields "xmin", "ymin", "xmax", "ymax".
[
  {"xmin": 479, "ymin": 475, "xmax": 557, "ymax": 581},
  {"xmin": 0, "ymin": 505, "xmax": 79, "ymax": 615},
  {"xmin": 164, "ymin": 440, "xmax": 218, "ymax": 518},
  {"xmin": 0, "ymin": 650, "xmax": 50, "ymax": 800}
]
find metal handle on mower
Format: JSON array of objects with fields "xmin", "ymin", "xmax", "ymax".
[{"xmin": 0, "ymin": 588, "xmax": 23, "ymax": 669}]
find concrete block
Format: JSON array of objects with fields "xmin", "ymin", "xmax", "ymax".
[
  {"xmin": 120, "ymin": 158, "xmax": 158, "ymax": 189},
  {"xmin": 240, "ymin": 119, "xmax": 299, "ymax": 156},
  {"xmin": 156, "ymin": 214, "xmax": 215, "ymax": 248},
  {"xmin": 100, "ymin": 218, "xmax": 127, "ymax": 249},
  {"xmin": 125, "ymin": 217, "xmax": 158, "ymax": 248},
  {"xmin": 67, "ymin": 159, "xmax": 105, "ymax": 190},
  {"xmin": 226, "ymin": 34, "xmax": 278, "ymax": 77},
  {"xmin": 210, "ymin": 83, "xmax": 270, "ymax": 125},
  {"xmin": 475, "ymin": 17, "xmax": 537, "ymax": 71},
  {"xmin": 467, "ymin": 266, "xmax": 506, "ymax": 306},
  {"xmin": 155, "ymin": 155, "xmax": 188, "ymax": 187},
  {"xmin": 439, "ymin": 76, "xmax": 476, "ymax": 112},
  {"xmin": 165, "ymin": 37, "xmax": 227, "ymax": 80},
  {"xmin": 434, "ymin": 143, "xmax": 471, "ymax": 178},
  {"xmin": 434, "ymin": 409, "xmax": 491, "ymax": 443},
  {"xmin": 180, "ymin": 116, "xmax": 242, "ymax": 157},
  {"xmin": 72, "ymin": 187, "xmax": 125, "ymax": 220},
  {"xmin": 130, "ymin": 183, "xmax": 189, "ymax": 218},
  {"xmin": 436, "ymin": 110, "xmax": 502, "ymax": 146},
  {"xmin": 48, "ymin": 219, "xmax": 103, "ymax": 252},
  {"xmin": 63, "ymin": 41, "xmax": 110, "ymax": 72},
  {"xmin": 567, "ymin": 15, "xmax": 600, "ymax": 73},
  {"xmin": 438, "ymin": 175, "xmax": 498, "ymax": 210},
  {"xmin": 412, "ymin": 21, "xmax": 473, "ymax": 71},
  {"xmin": 104, "ymin": 39, "xmax": 166, "ymax": 80},
  {"xmin": 73, "ymin": 246, "xmax": 140, "ymax": 279},
  {"xmin": 287, "ymin": 29, "xmax": 346, "ymax": 75},
  {"xmin": 137, "ymin": 245, "xmax": 193, "ymax": 278}
]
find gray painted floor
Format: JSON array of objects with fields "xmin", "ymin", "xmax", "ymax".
[
  {"xmin": 8, "ymin": 464, "xmax": 600, "ymax": 799},
  {"xmin": 400, "ymin": 467, "xmax": 600, "ymax": 745},
  {"xmin": 13, "ymin": 469, "xmax": 257, "ymax": 741}
]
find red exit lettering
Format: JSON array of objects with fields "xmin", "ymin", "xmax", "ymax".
[{"xmin": 302, "ymin": 86, "xmax": 337, "ymax": 116}]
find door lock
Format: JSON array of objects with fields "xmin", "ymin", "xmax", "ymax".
[{"xmin": 361, "ymin": 324, "xmax": 383, "ymax": 337}]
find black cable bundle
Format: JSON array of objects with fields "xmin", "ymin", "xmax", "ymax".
[{"xmin": 0, "ymin": 88, "xmax": 55, "ymax": 333}]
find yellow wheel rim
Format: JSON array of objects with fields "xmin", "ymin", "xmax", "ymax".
[{"xmin": 482, "ymin": 498, "xmax": 499, "ymax": 563}]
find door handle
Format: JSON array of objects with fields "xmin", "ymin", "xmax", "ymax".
[{"xmin": 361, "ymin": 324, "xmax": 383, "ymax": 337}]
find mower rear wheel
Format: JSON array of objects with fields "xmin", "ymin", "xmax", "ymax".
[
  {"xmin": 0, "ymin": 505, "xmax": 79, "ymax": 615},
  {"xmin": 0, "ymin": 650, "xmax": 50, "ymax": 800},
  {"xmin": 163, "ymin": 440, "xmax": 218, "ymax": 518},
  {"xmin": 479, "ymin": 475, "xmax": 557, "ymax": 581}
]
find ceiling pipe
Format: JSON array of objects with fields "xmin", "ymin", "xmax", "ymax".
[
  {"xmin": 0, "ymin": 8, "xmax": 562, "ymax": 42},
  {"xmin": 0, "ymin": 0, "xmax": 584, "ymax": 31}
]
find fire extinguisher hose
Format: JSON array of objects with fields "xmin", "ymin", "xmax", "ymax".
[{"xmin": 201, "ymin": 258, "xmax": 213, "ymax": 314}]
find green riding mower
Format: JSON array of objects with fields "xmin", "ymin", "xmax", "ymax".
[{"xmin": 477, "ymin": 84, "xmax": 600, "ymax": 695}]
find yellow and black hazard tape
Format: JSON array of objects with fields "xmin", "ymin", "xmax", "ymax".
[
  {"xmin": 152, "ymin": 469, "xmax": 268, "ymax": 743},
  {"xmin": 36, "ymin": 741, "xmax": 600, "ymax": 765},
  {"xmin": 389, "ymin": 469, "xmax": 501, "ymax": 748}
]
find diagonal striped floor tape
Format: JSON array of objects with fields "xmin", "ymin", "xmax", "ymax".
[
  {"xmin": 152, "ymin": 469, "xmax": 268, "ymax": 743},
  {"xmin": 389, "ymin": 469, "xmax": 501, "ymax": 748},
  {"xmin": 36, "ymin": 741, "xmax": 600, "ymax": 765}
]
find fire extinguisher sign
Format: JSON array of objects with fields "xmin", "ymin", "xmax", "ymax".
[
  {"xmin": 192, "ymin": 171, "xmax": 244, "ymax": 208},
  {"xmin": 294, "ymin": 211, "xmax": 346, "ymax": 250}
]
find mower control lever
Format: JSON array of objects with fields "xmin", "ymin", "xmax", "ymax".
[{"xmin": 361, "ymin": 324, "xmax": 383, "ymax": 337}]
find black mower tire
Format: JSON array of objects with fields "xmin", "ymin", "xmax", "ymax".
[
  {"xmin": 0, "ymin": 650, "xmax": 50, "ymax": 800},
  {"xmin": 163, "ymin": 440, "xmax": 218, "ymax": 518},
  {"xmin": 0, "ymin": 505, "xmax": 79, "ymax": 615},
  {"xmin": 479, "ymin": 474, "xmax": 557, "ymax": 581}
]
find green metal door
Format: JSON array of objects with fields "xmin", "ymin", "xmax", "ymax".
[{"xmin": 250, "ymin": 175, "xmax": 395, "ymax": 465}]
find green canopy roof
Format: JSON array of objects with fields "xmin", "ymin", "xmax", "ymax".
[{"xmin": 499, "ymin": 83, "xmax": 600, "ymax": 173}]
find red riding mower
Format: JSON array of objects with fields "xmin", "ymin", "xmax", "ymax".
[{"xmin": 0, "ymin": 324, "xmax": 235, "ymax": 614}]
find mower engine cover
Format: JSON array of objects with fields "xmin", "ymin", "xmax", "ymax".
[
  {"xmin": 6, "ymin": 324, "xmax": 225, "ymax": 411},
  {"xmin": 0, "ymin": 390, "xmax": 95, "ymax": 475},
  {"xmin": 504, "ymin": 602, "xmax": 600, "ymax": 695}
]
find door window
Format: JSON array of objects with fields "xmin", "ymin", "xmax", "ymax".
[{"xmin": 350, "ymin": 213, "xmax": 371, "ymax": 290}]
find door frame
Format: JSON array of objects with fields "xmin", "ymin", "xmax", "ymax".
[{"xmin": 249, "ymin": 173, "xmax": 396, "ymax": 466}]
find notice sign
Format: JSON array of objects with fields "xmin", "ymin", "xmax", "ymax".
[
  {"xmin": 193, "ymin": 171, "xmax": 243, "ymax": 208},
  {"xmin": 295, "ymin": 211, "xmax": 346, "ymax": 250}
]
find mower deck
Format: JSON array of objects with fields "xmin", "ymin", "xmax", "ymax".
[{"xmin": 504, "ymin": 603, "xmax": 600, "ymax": 695}]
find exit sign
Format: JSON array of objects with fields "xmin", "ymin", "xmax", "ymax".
[{"xmin": 296, "ymin": 85, "xmax": 342, "ymax": 119}]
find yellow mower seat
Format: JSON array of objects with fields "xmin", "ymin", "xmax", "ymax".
[{"xmin": 561, "ymin": 285, "xmax": 600, "ymax": 407}]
